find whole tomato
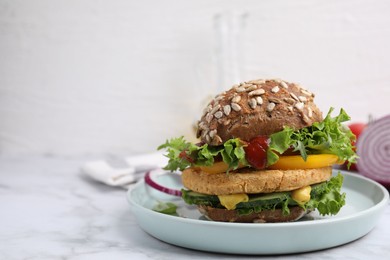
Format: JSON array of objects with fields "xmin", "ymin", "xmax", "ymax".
[{"xmin": 347, "ymin": 122, "xmax": 367, "ymax": 171}]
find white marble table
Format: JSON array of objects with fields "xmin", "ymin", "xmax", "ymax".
[{"xmin": 1, "ymin": 155, "xmax": 389, "ymax": 260}]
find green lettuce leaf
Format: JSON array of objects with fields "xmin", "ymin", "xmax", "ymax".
[
  {"xmin": 306, "ymin": 173, "xmax": 346, "ymax": 215},
  {"xmin": 267, "ymin": 108, "xmax": 357, "ymax": 166},
  {"xmin": 157, "ymin": 136, "xmax": 199, "ymax": 171},
  {"xmin": 158, "ymin": 137, "xmax": 248, "ymax": 172},
  {"xmin": 152, "ymin": 201, "xmax": 178, "ymax": 215},
  {"xmin": 220, "ymin": 138, "xmax": 247, "ymax": 171}
]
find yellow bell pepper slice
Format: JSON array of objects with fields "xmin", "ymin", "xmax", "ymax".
[
  {"xmin": 198, "ymin": 154, "xmax": 343, "ymax": 173},
  {"xmin": 268, "ymin": 154, "xmax": 343, "ymax": 170}
]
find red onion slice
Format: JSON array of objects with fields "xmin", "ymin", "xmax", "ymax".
[
  {"xmin": 357, "ymin": 115, "xmax": 390, "ymax": 187},
  {"xmin": 144, "ymin": 170, "xmax": 182, "ymax": 197}
]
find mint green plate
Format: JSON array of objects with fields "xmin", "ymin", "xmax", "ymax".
[{"xmin": 127, "ymin": 170, "xmax": 389, "ymax": 255}]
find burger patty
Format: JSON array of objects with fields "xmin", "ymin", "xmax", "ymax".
[{"xmin": 182, "ymin": 166, "xmax": 332, "ymax": 195}]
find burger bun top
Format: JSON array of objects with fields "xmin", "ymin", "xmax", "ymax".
[{"xmin": 196, "ymin": 79, "xmax": 323, "ymax": 145}]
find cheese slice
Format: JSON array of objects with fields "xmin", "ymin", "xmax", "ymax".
[
  {"xmin": 291, "ymin": 186, "xmax": 311, "ymax": 204},
  {"xmin": 218, "ymin": 193, "xmax": 249, "ymax": 210}
]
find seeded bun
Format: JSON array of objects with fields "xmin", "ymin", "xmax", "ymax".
[
  {"xmin": 197, "ymin": 79, "xmax": 323, "ymax": 145},
  {"xmin": 198, "ymin": 205, "xmax": 308, "ymax": 223},
  {"xmin": 182, "ymin": 167, "xmax": 332, "ymax": 195}
]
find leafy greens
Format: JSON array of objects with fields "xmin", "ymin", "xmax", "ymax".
[
  {"xmin": 158, "ymin": 137, "xmax": 247, "ymax": 171},
  {"xmin": 152, "ymin": 201, "xmax": 178, "ymax": 215},
  {"xmin": 158, "ymin": 108, "xmax": 357, "ymax": 171},
  {"xmin": 267, "ymin": 108, "xmax": 357, "ymax": 167}
]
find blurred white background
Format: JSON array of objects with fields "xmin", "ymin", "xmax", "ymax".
[{"xmin": 1, "ymin": 0, "xmax": 390, "ymax": 156}]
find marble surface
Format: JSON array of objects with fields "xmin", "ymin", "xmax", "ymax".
[{"xmin": 0, "ymin": 155, "xmax": 389, "ymax": 260}]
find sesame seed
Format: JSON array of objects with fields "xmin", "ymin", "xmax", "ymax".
[
  {"xmin": 271, "ymin": 86, "xmax": 280, "ymax": 93},
  {"xmin": 267, "ymin": 102, "xmax": 276, "ymax": 112},
  {"xmin": 284, "ymin": 98, "xmax": 295, "ymax": 104},
  {"xmin": 303, "ymin": 114, "xmax": 311, "ymax": 124},
  {"xmin": 256, "ymin": 96, "xmax": 263, "ymax": 105},
  {"xmin": 215, "ymin": 95, "xmax": 224, "ymax": 102},
  {"xmin": 249, "ymin": 98, "xmax": 257, "ymax": 109},
  {"xmin": 231, "ymin": 102, "xmax": 241, "ymax": 111},
  {"xmin": 248, "ymin": 79, "xmax": 265, "ymax": 84},
  {"xmin": 290, "ymin": 92, "xmax": 299, "ymax": 101},
  {"xmin": 214, "ymin": 111, "xmax": 223, "ymax": 119},
  {"xmin": 224, "ymin": 119, "xmax": 231, "ymax": 125},
  {"xmin": 206, "ymin": 113, "xmax": 213, "ymax": 123},
  {"xmin": 201, "ymin": 129, "xmax": 207, "ymax": 138},
  {"xmin": 245, "ymin": 85, "xmax": 258, "ymax": 91},
  {"xmin": 214, "ymin": 135, "xmax": 223, "ymax": 143},
  {"xmin": 223, "ymin": 105, "xmax": 231, "ymax": 116},
  {"xmin": 280, "ymin": 81, "xmax": 289, "ymax": 89},
  {"xmin": 236, "ymin": 87, "xmax": 246, "ymax": 92},
  {"xmin": 287, "ymin": 106, "xmax": 293, "ymax": 112},
  {"xmin": 231, "ymin": 95, "xmax": 241, "ymax": 103},
  {"xmin": 198, "ymin": 121, "xmax": 207, "ymax": 130},
  {"xmin": 308, "ymin": 107, "xmax": 313, "ymax": 118},
  {"xmin": 248, "ymin": 89, "xmax": 265, "ymax": 96},
  {"xmin": 210, "ymin": 104, "xmax": 221, "ymax": 115},
  {"xmin": 209, "ymin": 129, "xmax": 217, "ymax": 138},
  {"xmin": 295, "ymin": 102, "xmax": 304, "ymax": 110},
  {"xmin": 205, "ymin": 134, "xmax": 211, "ymax": 143},
  {"xmin": 301, "ymin": 89, "xmax": 312, "ymax": 96},
  {"xmin": 202, "ymin": 108, "xmax": 208, "ymax": 115},
  {"xmin": 298, "ymin": 96, "xmax": 307, "ymax": 102}
]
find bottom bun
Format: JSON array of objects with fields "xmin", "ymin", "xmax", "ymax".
[{"xmin": 198, "ymin": 205, "xmax": 309, "ymax": 223}]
